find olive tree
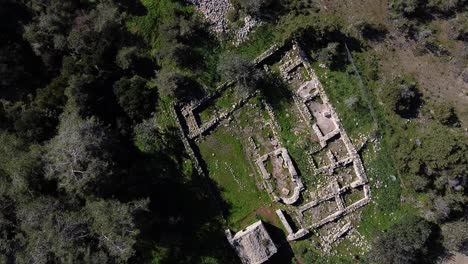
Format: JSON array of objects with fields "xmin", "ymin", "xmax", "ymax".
[
  {"xmin": 86, "ymin": 199, "xmax": 148, "ymax": 262},
  {"xmin": 369, "ymin": 217, "xmax": 434, "ymax": 264},
  {"xmin": 44, "ymin": 110, "xmax": 114, "ymax": 195},
  {"xmin": 217, "ymin": 54, "xmax": 263, "ymax": 96}
]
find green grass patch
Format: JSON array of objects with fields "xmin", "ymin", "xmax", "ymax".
[
  {"xmin": 312, "ymin": 64, "xmax": 375, "ymax": 139},
  {"xmin": 197, "ymin": 126, "xmax": 270, "ymax": 229}
]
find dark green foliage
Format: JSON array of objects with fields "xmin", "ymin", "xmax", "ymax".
[
  {"xmin": 113, "ymin": 75, "xmax": 157, "ymax": 121},
  {"xmin": 1, "ymin": 100, "xmax": 57, "ymax": 142},
  {"xmin": 0, "ymin": 0, "xmax": 201, "ymax": 262},
  {"xmin": 393, "ymin": 122, "xmax": 467, "ymax": 193},
  {"xmin": 23, "ymin": 0, "xmax": 78, "ymax": 69},
  {"xmin": 156, "ymin": 69, "xmax": 193, "ymax": 100},
  {"xmin": 389, "ymin": 0, "xmax": 466, "ymax": 33},
  {"xmin": 441, "ymin": 220, "xmax": 468, "ymax": 254},
  {"xmin": 0, "ymin": 132, "xmax": 42, "ymax": 195},
  {"xmin": 35, "ymin": 74, "xmax": 68, "ymax": 112},
  {"xmin": 116, "ymin": 46, "xmax": 140, "ymax": 70},
  {"xmin": 369, "ymin": 216, "xmax": 434, "ymax": 264},
  {"xmin": 133, "ymin": 118, "xmax": 166, "ymax": 154},
  {"xmin": 427, "ymin": 0, "xmax": 465, "ymax": 13},
  {"xmin": 86, "ymin": 199, "xmax": 148, "ymax": 262},
  {"xmin": 67, "ymin": 1, "xmax": 123, "ymax": 57}
]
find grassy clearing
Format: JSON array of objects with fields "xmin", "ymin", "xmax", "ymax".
[
  {"xmin": 197, "ymin": 125, "xmax": 270, "ymax": 229},
  {"xmin": 197, "ymin": 87, "xmax": 239, "ymax": 124},
  {"xmin": 312, "ymin": 64, "xmax": 375, "ymax": 140}
]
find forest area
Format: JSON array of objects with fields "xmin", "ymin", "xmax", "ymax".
[{"xmin": 0, "ymin": 0, "xmax": 467, "ymax": 263}]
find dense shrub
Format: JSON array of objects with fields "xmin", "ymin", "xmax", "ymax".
[
  {"xmin": 381, "ymin": 76, "xmax": 422, "ymax": 118},
  {"xmin": 369, "ymin": 216, "xmax": 435, "ymax": 264}
]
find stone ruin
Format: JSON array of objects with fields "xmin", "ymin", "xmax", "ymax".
[
  {"xmin": 258, "ymin": 42, "xmax": 371, "ymax": 251},
  {"xmin": 173, "ymin": 41, "xmax": 372, "ymax": 258},
  {"xmin": 256, "ymin": 148, "xmax": 304, "ymax": 205},
  {"xmin": 180, "ymin": 81, "xmax": 257, "ymax": 141},
  {"xmin": 225, "ymin": 221, "xmax": 278, "ymax": 264}
]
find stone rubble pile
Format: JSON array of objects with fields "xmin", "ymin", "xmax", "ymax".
[
  {"xmin": 186, "ymin": 0, "xmax": 231, "ymax": 33},
  {"xmin": 185, "ymin": 0, "xmax": 260, "ymax": 45},
  {"xmin": 233, "ymin": 15, "xmax": 261, "ymax": 46}
]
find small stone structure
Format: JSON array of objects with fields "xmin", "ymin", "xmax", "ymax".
[
  {"xmin": 180, "ymin": 82, "xmax": 257, "ymax": 140},
  {"xmin": 276, "ymin": 209, "xmax": 310, "ymax": 241},
  {"xmin": 256, "ymin": 148, "xmax": 304, "ymax": 205},
  {"xmin": 225, "ymin": 221, "xmax": 278, "ymax": 264}
]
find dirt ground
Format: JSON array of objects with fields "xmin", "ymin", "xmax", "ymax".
[
  {"xmin": 318, "ymin": 0, "xmax": 468, "ymax": 126},
  {"xmin": 240, "ymin": 206, "xmax": 280, "ymax": 227}
]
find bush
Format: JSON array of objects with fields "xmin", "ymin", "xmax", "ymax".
[
  {"xmin": 316, "ymin": 42, "xmax": 340, "ymax": 68},
  {"xmin": 451, "ymin": 12, "xmax": 468, "ymax": 41},
  {"xmin": 381, "ymin": 76, "xmax": 421, "ymax": 118},
  {"xmin": 429, "ymin": 102, "xmax": 458, "ymax": 126},
  {"xmin": 113, "ymin": 75, "xmax": 157, "ymax": 121},
  {"xmin": 155, "ymin": 69, "xmax": 193, "ymax": 100},
  {"xmin": 442, "ymin": 220, "xmax": 468, "ymax": 254},
  {"xmin": 368, "ymin": 216, "xmax": 435, "ymax": 264},
  {"xmin": 217, "ymin": 54, "xmax": 263, "ymax": 95},
  {"xmin": 116, "ymin": 46, "xmax": 139, "ymax": 70},
  {"xmin": 389, "ymin": 0, "xmax": 423, "ymax": 18}
]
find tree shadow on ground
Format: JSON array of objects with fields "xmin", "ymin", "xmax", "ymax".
[
  {"xmin": 259, "ymin": 73, "xmax": 294, "ymax": 111},
  {"xmin": 115, "ymin": 129, "xmax": 237, "ymax": 263},
  {"xmin": 264, "ymin": 222, "xmax": 295, "ymax": 264}
]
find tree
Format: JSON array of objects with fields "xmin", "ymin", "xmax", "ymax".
[
  {"xmin": 441, "ymin": 220, "xmax": 468, "ymax": 254},
  {"xmin": 44, "ymin": 110, "xmax": 115, "ymax": 195},
  {"xmin": 67, "ymin": 1, "xmax": 122, "ymax": 56},
  {"xmin": 133, "ymin": 118, "xmax": 164, "ymax": 154},
  {"xmin": 155, "ymin": 69, "xmax": 192, "ymax": 100},
  {"xmin": 113, "ymin": 75, "xmax": 157, "ymax": 121},
  {"xmin": 14, "ymin": 196, "xmax": 102, "ymax": 263},
  {"xmin": 116, "ymin": 46, "xmax": 139, "ymax": 70},
  {"xmin": 0, "ymin": 132, "xmax": 42, "ymax": 196},
  {"xmin": 217, "ymin": 54, "xmax": 263, "ymax": 95},
  {"xmin": 86, "ymin": 199, "xmax": 148, "ymax": 262},
  {"xmin": 394, "ymin": 122, "xmax": 467, "ymax": 193},
  {"xmin": 22, "ymin": 0, "xmax": 78, "ymax": 69},
  {"xmin": 369, "ymin": 216, "xmax": 434, "ymax": 264}
]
